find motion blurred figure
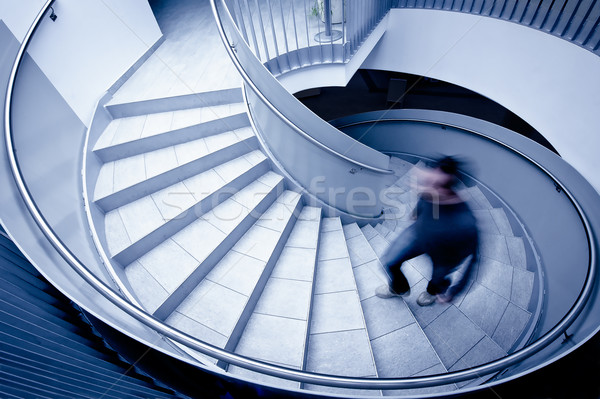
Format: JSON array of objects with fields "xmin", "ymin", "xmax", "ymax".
[{"xmin": 376, "ymin": 156, "xmax": 479, "ymax": 306}]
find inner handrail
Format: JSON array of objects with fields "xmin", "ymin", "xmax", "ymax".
[
  {"xmin": 210, "ymin": 1, "xmax": 394, "ymax": 175},
  {"xmin": 3, "ymin": 0, "xmax": 597, "ymax": 390}
]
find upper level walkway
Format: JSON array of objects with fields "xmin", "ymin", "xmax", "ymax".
[{"xmin": 108, "ymin": 0, "xmax": 241, "ymax": 105}]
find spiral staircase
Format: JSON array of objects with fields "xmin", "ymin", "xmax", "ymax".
[
  {"xmin": 2, "ymin": 0, "xmax": 600, "ymax": 398},
  {"xmin": 90, "ymin": 89, "xmax": 537, "ymax": 396}
]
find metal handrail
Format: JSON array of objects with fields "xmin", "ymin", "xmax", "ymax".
[
  {"xmin": 3, "ymin": 0, "xmax": 597, "ymax": 390},
  {"xmin": 210, "ymin": 1, "xmax": 394, "ymax": 175}
]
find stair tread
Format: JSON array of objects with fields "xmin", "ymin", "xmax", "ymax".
[
  {"xmin": 105, "ymin": 151, "xmax": 267, "ymax": 256},
  {"xmin": 359, "ymin": 218, "xmax": 534, "ymax": 377},
  {"xmin": 233, "ymin": 221, "xmax": 320, "ymax": 368},
  {"xmin": 306, "ymin": 218, "xmax": 378, "ymax": 383},
  {"xmin": 165, "ymin": 191, "xmax": 301, "ymax": 353},
  {"xmin": 463, "ymin": 186, "xmax": 493, "ymax": 210},
  {"xmin": 344, "ymin": 227, "xmax": 449, "ymax": 383},
  {"xmin": 94, "ymin": 103, "xmax": 247, "ymax": 151},
  {"xmin": 124, "ymin": 172, "xmax": 284, "ymax": 312},
  {"xmin": 94, "ymin": 129, "xmax": 255, "ymax": 201}
]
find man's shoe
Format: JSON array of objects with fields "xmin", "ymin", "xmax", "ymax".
[
  {"xmin": 417, "ymin": 291, "xmax": 436, "ymax": 306},
  {"xmin": 375, "ymin": 285, "xmax": 409, "ymax": 299},
  {"xmin": 436, "ymin": 293, "xmax": 454, "ymax": 304}
]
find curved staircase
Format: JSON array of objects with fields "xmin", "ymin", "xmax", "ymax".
[{"xmin": 88, "ymin": 88, "xmax": 539, "ymax": 395}]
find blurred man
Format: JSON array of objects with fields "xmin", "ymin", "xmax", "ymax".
[{"xmin": 376, "ymin": 156, "xmax": 479, "ymax": 306}]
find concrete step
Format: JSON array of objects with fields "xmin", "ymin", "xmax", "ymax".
[
  {"xmin": 105, "ymin": 87, "xmax": 243, "ymax": 118},
  {"xmin": 123, "ymin": 172, "xmax": 284, "ymax": 317},
  {"xmin": 227, "ymin": 206, "xmax": 322, "ymax": 389},
  {"xmin": 304, "ymin": 218, "xmax": 379, "ymax": 396},
  {"xmin": 374, "ymin": 224, "xmax": 393, "ymax": 240},
  {"xmin": 94, "ymin": 106, "xmax": 249, "ymax": 162},
  {"xmin": 473, "ymin": 208, "xmax": 514, "ymax": 236},
  {"xmin": 395, "ymin": 249, "xmax": 532, "ymax": 381},
  {"xmin": 165, "ymin": 191, "xmax": 303, "ymax": 366},
  {"xmin": 343, "ymin": 223, "xmax": 388, "ymax": 301},
  {"xmin": 361, "ymin": 225, "xmax": 390, "ymax": 260},
  {"xmin": 462, "ymin": 185, "xmax": 494, "ymax": 211},
  {"xmin": 361, "ymin": 219, "xmax": 533, "ymax": 387},
  {"xmin": 343, "ymin": 224, "xmax": 456, "ymax": 395},
  {"xmin": 106, "ymin": 151, "xmax": 270, "ymax": 265},
  {"xmin": 94, "ymin": 129, "xmax": 258, "ymax": 211}
]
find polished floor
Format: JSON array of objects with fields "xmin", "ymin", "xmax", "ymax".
[{"xmin": 108, "ymin": 0, "xmax": 241, "ymax": 105}]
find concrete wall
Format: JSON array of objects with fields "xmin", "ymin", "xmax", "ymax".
[
  {"xmin": 0, "ymin": 0, "xmax": 162, "ymax": 125},
  {"xmin": 361, "ymin": 8, "xmax": 600, "ymax": 194}
]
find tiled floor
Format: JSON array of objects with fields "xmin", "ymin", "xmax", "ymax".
[{"xmin": 109, "ymin": 0, "xmax": 241, "ymax": 105}]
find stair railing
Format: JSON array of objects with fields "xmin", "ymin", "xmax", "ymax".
[
  {"xmin": 214, "ymin": 1, "xmax": 400, "ymax": 218},
  {"xmin": 4, "ymin": 0, "xmax": 598, "ymax": 391},
  {"xmin": 227, "ymin": 0, "xmax": 395, "ymax": 75},
  {"xmin": 394, "ymin": 0, "xmax": 600, "ymax": 57}
]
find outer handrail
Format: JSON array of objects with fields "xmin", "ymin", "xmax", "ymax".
[
  {"xmin": 3, "ymin": 0, "xmax": 597, "ymax": 391},
  {"xmin": 209, "ymin": 1, "xmax": 393, "ymax": 175}
]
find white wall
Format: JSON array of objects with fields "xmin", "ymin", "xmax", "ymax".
[
  {"xmin": 361, "ymin": 9, "xmax": 600, "ymax": 194},
  {"xmin": 0, "ymin": 0, "xmax": 162, "ymax": 125}
]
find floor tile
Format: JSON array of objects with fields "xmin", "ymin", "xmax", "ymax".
[
  {"xmin": 182, "ymin": 168, "xmax": 228, "ymax": 204},
  {"xmin": 177, "ymin": 280, "xmax": 247, "ymax": 337},
  {"xmin": 362, "ymin": 295, "xmax": 414, "ymax": 340},
  {"xmin": 206, "ymin": 251, "xmax": 266, "ymax": 296},
  {"xmin": 297, "ymin": 206, "xmax": 321, "ymax": 221},
  {"xmin": 271, "ymin": 246, "xmax": 317, "ymax": 281},
  {"xmin": 458, "ymin": 282, "xmax": 509, "ymax": 337},
  {"xmin": 479, "ymin": 233, "xmax": 511, "ymax": 265},
  {"xmin": 145, "ymin": 146, "xmax": 179, "ymax": 178},
  {"xmin": 125, "ymin": 261, "xmax": 169, "ymax": 313},
  {"xmin": 310, "ymin": 291, "xmax": 365, "ymax": 334},
  {"xmin": 235, "ymin": 313, "xmax": 307, "ymax": 368},
  {"xmin": 104, "ymin": 209, "xmax": 132, "ymax": 256},
  {"xmin": 137, "ymin": 238, "xmax": 200, "ymax": 293},
  {"xmin": 285, "ymin": 220, "xmax": 320, "ymax": 249},
  {"xmin": 320, "ymin": 217, "xmax": 341, "ymax": 232},
  {"xmin": 167, "ymin": 311, "xmax": 228, "ymax": 349},
  {"xmin": 171, "ymin": 218, "xmax": 226, "ymax": 262},
  {"xmin": 173, "ymin": 137, "xmax": 209, "ymax": 165},
  {"xmin": 353, "ymin": 260, "xmax": 389, "ymax": 300},
  {"xmin": 118, "ymin": 195, "xmax": 165, "ymax": 243},
  {"xmin": 346, "ymin": 234, "xmax": 378, "ymax": 267},
  {"xmin": 314, "ymin": 258, "xmax": 357, "ymax": 294},
  {"xmin": 506, "ymin": 236, "xmax": 528, "ymax": 269},
  {"xmin": 151, "ymin": 181, "xmax": 196, "ymax": 222},
  {"xmin": 492, "ymin": 302, "xmax": 532, "ymax": 352},
  {"xmin": 233, "ymin": 225, "xmax": 283, "ymax": 262},
  {"xmin": 490, "ymin": 208, "xmax": 513, "ymax": 236},
  {"xmin": 141, "ymin": 111, "xmax": 174, "ymax": 138},
  {"xmin": 385, "ymin": 363, "xmax": 458, "ymax": 396},
  {"xmin": 254, "ymin": 278, "xmax": 312, "ymax": 320},
  {"xmin": 306, "ymin": 329, "xmax": 376, "ymax": 377},
  {"xmin": 449, "ymin": 336, "xmax": 506, "ymax": 375},
  {"xmin": 317, "ymin": 229, "xmax": 349, "ymax": 261},
  {"xmin": 342, "ymin": 223, "xmax": 362, "ymax": 239},
  {"xmin": 477, "ymin": 257, "xmax": 513, "ymax": 300},
  {"xmin": 371, "ymin": 323, "xmax": 441, "ymax": 378},
  {"xmin": 423, "ymin": 306, "xmax": 485, "ymax": 368},
  {"xmin": 403, "ymin": 279, "xmax": 451, "ymax": 328},
  {"xmin": 256, "ymin": 201, "xmax": 296, "ymax": 232},
  {"xmin": 511, "ymin": 267, "xmax": 535, "ymax": 309},
  {"xmin": 113, "ymin": 154, "xmax": 146, "ymax": 192}
]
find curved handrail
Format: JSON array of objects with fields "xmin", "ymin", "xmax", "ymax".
[
  {"xmin": 208, "ymin": 1, "xmax": 393, "ymax": 175},
  {"xmin": 3, "ymin": 0, "xmax": 597, "ymax": 391}
]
